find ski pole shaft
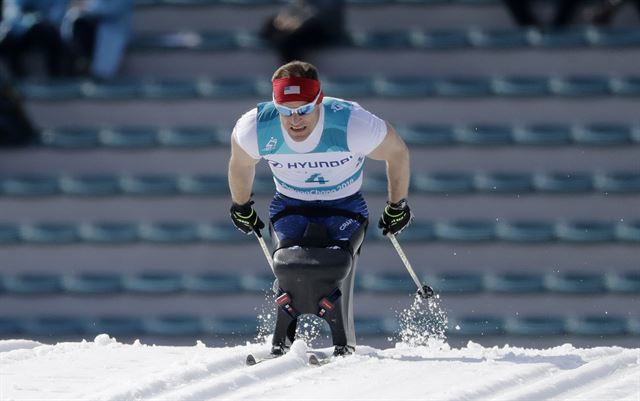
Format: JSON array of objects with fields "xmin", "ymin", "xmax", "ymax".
[
  {"xmin": 254, "ymin": 229, "xmax": 274, "ymax": 272},
  {"xmin": 388, "ymin": 232, "xmax": 434, "ymax": 298}
]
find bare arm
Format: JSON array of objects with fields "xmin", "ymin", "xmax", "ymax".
[
  {"xmin": 367, "ymin": 121, "xmax": 410, "ymax": 203},
  {"xmin": 228, "ymin": 135, "xmax": 260, "ymax": 205}
]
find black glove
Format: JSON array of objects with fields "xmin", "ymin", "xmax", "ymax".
[
  {"xmin": 230, "ymin": 200, "xmax": 265, "ymax": 235},
  {"xmin": 378, "ymin": 198, "xmax": 413, "ymax": 236}
]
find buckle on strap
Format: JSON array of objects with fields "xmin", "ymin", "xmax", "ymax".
[
  {"xmin": 318, "ymin": 288, "xmax": 342, "ymax": 317},
  {"xmin": 276, "ymin": 292, "xmax": 299, "ymax": 318}
]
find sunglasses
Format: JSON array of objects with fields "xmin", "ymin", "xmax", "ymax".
[{"xmin": 272, "ymin": 90, "xmax": 322, "ymax": 117}]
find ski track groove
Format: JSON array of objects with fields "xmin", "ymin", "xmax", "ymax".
[
  {"xmin": 555, "ymin": 364, "xmax": 640, "ymax": 401},
  {"xmin": 487, "ymin": 349, "xmax": 639, "ymax": 401}
]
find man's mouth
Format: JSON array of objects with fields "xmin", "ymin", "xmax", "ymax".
[{"xmin": 290, "ymin": 125, "xmax": 306, "ymax": 133}]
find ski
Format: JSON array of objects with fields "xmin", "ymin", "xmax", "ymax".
[
  {"xmin": 245, "ymin": 353, "xmax": 283, "ymax": 366},
  {"xmin": 308, "ymin": 353, "xmax": 332, "ymax": 366}
]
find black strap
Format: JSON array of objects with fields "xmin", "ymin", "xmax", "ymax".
[{"xmin": 271, "ymin": 206, "xmax": 368, "ymax": 225}]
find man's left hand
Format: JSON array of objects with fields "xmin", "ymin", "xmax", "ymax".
[{"xmin": 378, "ymin": 198, "xmax": 413, "ymax": 236}]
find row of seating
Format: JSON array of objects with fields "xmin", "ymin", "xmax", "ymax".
[
  {"xmin": 1, "ymin": 220, "xmax": 638, "ymax": 243},
  {"xmin": 18, "ymin": 75, "xmax": 640, "ymax": 101},
  {"xmin": 34, "ymin": 124, "xmax": 640, "ymax": 148},
  {"xmin": 130, "ymin": 28, "xmax": 640, "ymax": 51},
  {"xmin": 0, "ymin": 314, "xmax": 637, "ymax": 337},
  {"xmin": 2, "ymin": 172, "xmax": 638, "ymax": 196},
  {"xmin": 134, "ymin": 0, "xmax": 551, "ymax": 6},
  {"xmin": 1, "ymin": 271, "xmax": 638, "ymax": 295}
]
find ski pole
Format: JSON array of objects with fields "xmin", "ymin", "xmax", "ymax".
[
  {"xmin": 387, "ymin": 232, "xmax": 434, "ymax": 299},
  {"xmin": 254, "ymin": 228, "xmax": 274, "ymax": 272}
]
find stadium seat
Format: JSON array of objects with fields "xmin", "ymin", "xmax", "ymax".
[
  {"xmin": 473, "ymin": 173, "xmax": 532, "ymax": 193},
  {"xmin": 448, "ymin": 316, "xmax": 505, "ymax": 336},
  {"xmin": 512, "ymin": 124, "xmax": 572, "ymax": 146},
  {"xmin": 549, "ymin": 77, "xmax": 610, "ymax": 97},
  {"xmin": 373, "ymin": 77, "xmax": 436, "ymax": 97},
  {"xmin": 177, "ymin": 175, "xmax": 228, "ymax": 195},
  {"xmin": 39, "ymin": 127, "xmax": 101, "ymax": 148},
  {"xmin": 58, "ymin": 175, "xmax": 120, "ymax": 196},
  {"xmin": 586, "ymin": 28, "xmax": 640, "ymax": 47},
  {"xmin": 468, "ymin": 29, "xmax": 529, "ymax": 48},
  {"xmin": 138, "ymin": 222, "xmax": 200, "ymax": 242},
  {"xmin": 357, "ymin": 273, "xmax": 415, "ymax": 293},
  {"xmin": 362, "ymin": 174, "xmax": 388, "ymax": 193},
  {"xmin": 435, "ymin": 78, "xmax": 493, "ymax": 97},
  {"xmin": 22, "ymin": 317, "xmax": 85, "ymax": 336},
  {"xmin": 411, "ymin": 172, "xmax": 474, "ymax": 194},
  {"xmin": 609, "ymin": 77, "xmax": 640, "ymax": 96},
  {"xmin": 0, "ymin": 224, "xmax": 20, "ymax": 243},
  {"xmin": 428, "ymin": 272, "xmax": 484, "ymax": 293},
  {"xmin": 123, "ymin": 273, "xmax": 184, "ymax": 293},
  {"xmin": 157, "ymin": 127, "xmax": 223, "ymax": 147},
  {"xmin": 354, "ymin": 317, "xmax": 391, "ymax": 336},
  {"xmin": 2, "ymin": 274, "xmax": 62, "ymax": 294},
  {"xmin": 84, "ymin": 317, "xmax": 143, "ymax": 336},
  {"xmin": 197, "ymin": 223, "xmax": 248, "ymax": 242},
  {"xmin": 483, "ymin": 272, "xmax": 545, "ymax": 293},
  {"xmin": 495, "ymin": 221, "xmax": 555, "ymax": 242},
  {"xmin": 566, "ymin": 316, "xmax": 628, "ymax": 336},
  {"xmin": 19, "ymin": 223, "xmax": 79, "ymax": 243},
  {"xmin": 615, "ymin": 221, "xmax": 640, "ymax": 242},
  {"xmin": 414, "ymin": 30, "xmax": 470, "ymax": 49},
  {"xmin": 491, "ymin": 77, "xmax": 550, "ymax": 97},
  {"xmin": 81, "ymin": 80, "xmax": 141, "ymax": 100},
  {"xmin": 143, "ymin": 315, "xmax": 204, "ymax": 336},
  {"xmin": 141, "ymin": 79, "xmax": 200, "ymax": 99},
  {"xmin": 17, "ymin": 79, "xmax": 83, "ymax": 101},
  {"xmin": 130, "ymin": 31, "xmax": 207, "ymax": 50},
  {"xmin": 570, "ymin": 124, "xmax": 632, "ymax": 146},
  {"xmin": 240, "ymin": 274, "xmax": 274, "ymax": 292},
  {"xmin": 395, "ymin": 124, "xmax": 455, "ymax": 146},
  {"xmin": 604, "ymin": 272, "xmax": 640, "ymax": 293},
  {"xmin": 554, "ymin": 221, "xmax": 616, "ymax": 242},
  {"xmin": 203, "ymin": 317, "xmax": 255, "ymax": 336},
  {"xmin": 593, "ymin": 172, "xmax": 640, "ymax": 193},
  {"xmin": 544, "ymin": 272, "xmax": 606, "ymax": 294},
  {"xmin": 453, "ymin": 125, "xmax": 513, "ymax": 145},
  {"xmin": 627, "ymin": 317, "xmax": 640, "ymax": 335},
  {"xmin": 202, "ymin": 78, "xmax": 260, "ymax": 98},
  {"xmin": 348, "ymin": 31, "xmax": 413, "ymax": 49},
  {"xmin": 119, "ymin": 175, "xmax": 179, "ymax": 195},
  {"xmin": 182, "ymin": 273, "xmax": 244, "ymax": 293},
  {"xmin": 61, "ymin": 273, "xmax": 123, "ymax": 294},
  {"xmin": 434, "ymin": 220, "xmax": 496, "ymax": 241},
  {"xmin": 504, "ymin": 316, "xmax": 566, "ymax": 336},
  {"xmin": 527, "ymin": 27, "xmax": 587, "ymax": 48},
  {"xmin": 381, "ymin": 222, "xmax": 436, "ymax": 241},
  {"xmin": 252, "ymin": 175, "xmax": 277, "ymax": 194},
  {"xmin": 78, "ymin": 223, "xmax": 139, "ymax": 243},
  {"xmin": 0, "ymin": 317, "xmax": 22, "ymax": 335},
  {"xmin": 0, "ymin": 175, "xmax": 59, "ymax": 196},
  {"xmin": 99, "ymin": 127, "xmax": 158, "ymax": 148},
  {"xmin": 532, "ymin": 172, "xmax": 593, "ymax": 193},
  {"xmin": 321, "ymin": 77, "xmax": 375, "ymax": 98}
]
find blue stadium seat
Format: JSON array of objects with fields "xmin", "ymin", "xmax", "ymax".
[
  {"xmin": 571, "ymin": 124, "xmax": 632, "ymax": 146},
  {"xmin": 84, "ymin": 317, "xmax": 143, "ymax": 336},
  {"xmin": 143, "ymin": 316, "xmax": 204, "ymax": 336},
  {"xmin": 609, "ymin": 77, "xmax": 640, "ymax": 96},
  {"xmin": 197, "ymin": 223, "xmax": 249, "ymax": 242},
  {"xmin": 527, "ymin": 27, "xmax": 587, "ymax": 48},
  {"xmin": 177, "ymin": 175, "xmax": 228, "ymax": 195},
  {"xmin": 19, "ymin": 223, "xmax": 79, "ymax": 243},
  {"xmin": 627, "ymin": 317, "xmax": 640, "ymax": 335},
  {"xmin": 240, "ymin": 274, "xmax": 274, "ymax": 292},
  {"xmin": 39, "ymin": 128, "xmax": 100, "ymax": 148},
  {"xmin": 0, "ymin": 317, "xmax": 22, "ymax": 335},
  {"xmin": 483, "ymin": 272, "xmax": 545, "ymax": 293},
  {"xmin": 396, "ymin": 124, "xmax": 455, "ymax": 146},
  {"xmin": 512, "ymin": 124, "xmax": 572, "ymax": 146},
  {"xmin": 448, "ymin": 316, "xmax": 505, "ymax": 336},
  {"xmin": 357, "ymin": 273, "xmax": 415, "ymax": 293},
  {"xmin": 415, "ymin": 30, "xmax": 470, "ymax": 49},
  {"xmin": 61, "ymin": 273, "xmax": 123, "ymax": 294},
  {"xmin": 453, "ymin": 125, "xmax": 513, "ymax": 145},
  {"xmin": 468, "ymin": 29, "xmax": 529, "ymax": 48},
  {"xmin": 252, "ymin": 175, "xmax": 277, "ymax": 194},
  {"xmin": 130, "ymin": 31, "xmax": 207, "ymax": 50},
  {"xmin": 2, "ymin": 274, "xmax": 62, "ymax": 294},
  {"xmin": 554, "ymin": 221, "xmax": 616, "ymax": 242},
  {"xmin": 496, "ymin": 221, "xmax": 555, "ymax": 242},
  {"xmin": 504, "ymin": 316, "xmax": 566, "ymax": 336},
  {"xmin": 233, "ymin": 31, "xmax": 267, "ymax": 50},
  {"xmin": 549, "ymin": 77, "xmax": 611, "ymax": 97},
  {"xmin": 203, "ymin": 317, "xmax": 255, "ymax": 336},
  {"xmin": 119, "ymin": 175, "xmax": 179, "ymax": 195},
  {"xmin": 387, "ymin": 222, "xmax": 436, "ymax": 241},
  {"xmin": 435, "ymin": 220, "xmax": 496, "ymax": 241},
  {"xmin": 79, "ymin": 223, "xmax": 139, "ymax": 243},
  {"xmin": 373, "ymin": 77, "xmax": 436, "ymax": 97},
  {"xmin": 59, "ymin": 175, "xmax": 120, "ymax": 196},
  {"xmin": 354, "ymin": 317, "xmax": 390, "ymax": 336},
  {"xmin": 202, "ymin": 78, "xmax": 260, "ymax": 98},
  {"xmin": 544, "ymin": 272, "xmax": 606, "ymax": 294},
  {"xmin": 362, "ymin": 174, "xmax": 388, "ymax": 193},
  {"xmin": 633, "ymin": 125, "xmax": 640, "ymax": 143},
  {"xmin": 593, "ymin": 172, "xmax": 640, "ymax": 193},
  {"xmin": 586, "ymin": 28, "xmax": 640, "ymax": 47},
  {"xmin": 615, "ymin": 221, "xmax": 640, "ymax": 242},
  {"xmin": 99, "ymin": 127, "xmax": 158, "ymax": 148},
  {"xmin": 123, "ymin": 273, "xmax": 184, "ymax": 293},
  {"xmin": 428, "ymin": 272, "xmax": 484, "ymax": 293},
  {"xmin": 491, "ymin": 77, "xmax": 550, "ymax": 97},
  {"xmin": 22, "ymin": 317, "xmax": 85, "ymax": 336},
  {"xmin": 0, "ymin": 224, "xmax": 20, "ymax": 244},
  {"xmin": 413, "ymin": 171, "xmax": 473, "ymax": 193},
  {"xmin": 138, "ymin": 222, "xmax": 200, "ymax": 242},
  {"xmin": 182, "ymin": 273, "xmax": 244, "ymax": 293},
  {"xmin": 18, "ymin": 79, "xmax": 83, "ymax": 101},
  {"xmin": 348, "ymin": 31, "xmax": 413, "ymax": 49},
  {"xmin": 321, "ymin": 77, "xmax": 374, "ymax": 98},
  {"xmin": 0, "ymin": 175, "xmax": 59, "ymax": 196},
  {"xmin": 81, "ymin": 80, "xmax": 141, "ymax": 100},
  {"xmin": 604, "ymin": 272, "xmax": 640, "ymax": 293},
  {"xmin": 141, "ymin": 79, "xmax": 200, "ymax": 99},
  {"xmin": 473, "ymin": 173, "xmax": 532, "ymax": 193},
  {"xmin": 532, "ymin": 172, "xmax": 593, "ymax": 193},
  {"xmin": 566, "ymin": 316, "xmax": 628, "ymax": 336},
  {"xmin": 157, "ymin": 127, "xmax": 223, "ymax": 147},
  {"xmin": 435, "ymin": 78, "xmax": 493, "ymax": 97}
]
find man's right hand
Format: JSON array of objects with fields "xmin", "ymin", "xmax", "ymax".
[{"xmin": 230, "ymin": 200, "xmax": 265, "ymax": 235}]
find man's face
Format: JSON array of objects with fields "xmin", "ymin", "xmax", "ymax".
[{"xmin": 278, "ymin": 101, "xmax": 321, "ymax": 142}]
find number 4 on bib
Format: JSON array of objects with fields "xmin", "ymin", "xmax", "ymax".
[{"xmin": 305, "ymin": 173, "xmax": 328, "ymax": 184}]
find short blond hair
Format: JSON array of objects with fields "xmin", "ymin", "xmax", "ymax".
[{"xmin": 271, "ymin": 61, "xmax": 320, "ymax": 81}]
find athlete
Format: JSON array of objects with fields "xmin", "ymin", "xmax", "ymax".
[{"xmin": 228, "ymin": 60, "xmax": 413, "ymax": 243}]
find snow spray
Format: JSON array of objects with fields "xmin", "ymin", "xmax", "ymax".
[{"xmin": 396, "ymin": 292, "xmax": 448, "ymax": 347}]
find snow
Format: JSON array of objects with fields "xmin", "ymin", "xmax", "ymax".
[{"xmin": 1, "ymin": 334, "xmax": 638, "ymax": 401}]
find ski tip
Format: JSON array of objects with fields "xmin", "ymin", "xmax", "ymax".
[{"xmin": 246, "ymin": 354, "xmax": 257, "ymax": 366}]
